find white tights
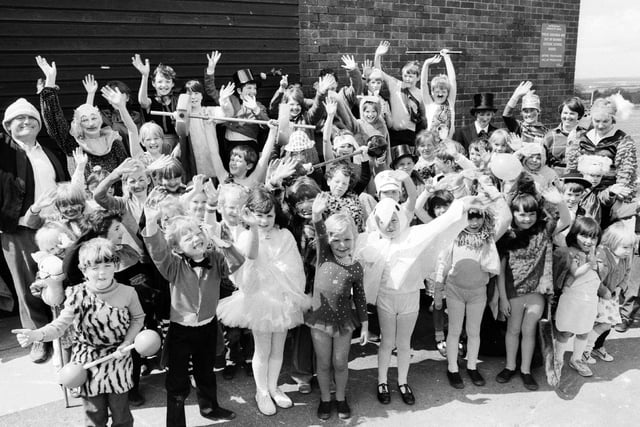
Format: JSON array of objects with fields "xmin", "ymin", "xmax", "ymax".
[{"xmin": 252, "ymin": 330, "xmax": 287, "ymax": 394}]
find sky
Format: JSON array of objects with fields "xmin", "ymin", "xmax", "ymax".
[{"xmin": 575, "ymin": 0, "xmax": 640, "ymax": 79}]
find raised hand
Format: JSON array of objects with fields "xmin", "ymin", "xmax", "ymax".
[
  {"xmin": 513, "ymin": 81, "xmax": 533, "ymax": 98},
  {"xmin": 242, "ymin": 95, "xmax": 258, "ymax": 111},
  {"xmin": 203, "ymin": 179, "xmax": 219, "ymax": 205},
  {"xmin": 206, "ymin": 50, "xmax": 222, "ymax": 72},
  {"xmin": 540, "ymin": 185, "xmax": 563, "ymax": 205},
  {"xmin": 101, "ymin": 86, "xmax": 127, "ymax": 109},
  {"xmin": 425, "ymin": 54, "xmax": 442, "ymax": 65},
  {"xmin": 317, "ymin": 74, "xmax": 337, "ymax": 95},
  {"xmin": 219, "ymin": 82, "xmax": 236, "ymax": 101},
  {"xmin": 131, "ymin": 54, "xmax": 150, "ymax": 76},
  {"xmin": 375, "ymin": 40, "xmax": 390, "ymax": 57},
  {"xmin": 32, "ymin": 187, "xmax": 58, "ymax": 213},
  {"xmin": 191, "ymin": 174, "xmax": 207, "ymax": 193},
  {"xmin": 266, "ymin": 119, "xmax": 279, "ymax": 131},
  {"xmin": 82, "ymin": 74, "xmax": 98, "ymax": 95},
  {"xmin": 35, "ymin": 55, "xmax": 57, "ymax": 86},
  {"xmin": 241, "ymin": 206, "xmax": 259, "ymax": 228},
  {"xmin": 312, "ymin": 192, "xmax": 329, "ymax": 217},
  {"xmin": 341, "ymin": 55, "xmax": 357, "ymax": 71},
  {"xmin": 362, "ymin": 59, "xmax": 373, "ymax": 77},
  {"xmin": 439, "ymin": 48, "xmax": 451, "ymax": 57},
  {"xmin": 114, "ymin": 157, "xmax": 142, "ymax": 178},
  {"xmin": 279, "ymin": 74, "xmax": 289, "ymax": 90},
  {"xmin": 609, "ymin": 183, "xmax": 632, "ymax": 199},
  {"xmin": 72, "ymin": 147, "xmax": 88, "ymax": 168},
  {"xmin": 323, "ymin": 98, "xmax": 338, "ymax": 116}
]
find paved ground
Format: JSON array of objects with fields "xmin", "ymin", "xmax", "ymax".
[{"xmin": 1, "ymin": 308, "xmax": 640, "ymax": 427}]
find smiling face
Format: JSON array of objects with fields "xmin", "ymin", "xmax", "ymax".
[
  {"xmin": 431, "ymin": 84, "xmax": 449, "ymax": 105},
  {"xmin": 161, "ymin": 175, "xmax": 183, "ymax": 193},
  {"xmin": 524, "ymin": 154, "xmax": 542, "ymax": 172},
  {"xmin": 394, "ymin": 156, "xmax": 415, "ymax": 174},
  {"xmin": 57, "ymin": 201, "xmax": 85, "ymax": 221},
  {"xmin": 189, "ymin": 90, "xmax": 203, "ymax": 109},
  {"xmin": 401, "ymin": 69, "xmax": 419, "ymax": 88},
  {"xmin": 328, "ymin": 229, "xmax": 355, "ymax": 261},
  {"xmin": 466, "ymin": 210, "xmax": 485, "ymax": 232},
  {"xmin": 152, "ymin": 75, "xmax": 174, "ymax": 96},
  {"xmin": 287, "ymin": 99, "xmax": 302, "ymax": 119},
  {"xmin": 294, "ymin": 198, "xmax": 314, "ymax": 220},
  {"xmin": 228, "ymin": 150, "xmax": 252, "ymax": 178},
  {"xmin": 375, "ymin": 211, "xmax": 400, "ymax": 238},
  {"xmin": 220, "ymin": 196, "xmax": 243, "ymax": 226},
  {"xmin": 576, "ymin": 233, "xmax": 597, "ymax": 254},
  {"xmin": 9, "ymin": 114, "xmax": 40, "ymax": 142},
  {"xmin": 141, "ymin": 132, "xmax": 163, "ymax": 155},
  {"xmin": 333, "ymin": 138, "xmax": 355, "ymax": 157},
  {"xmin": 362, "ymin": 104, "xmax": 379, "ymax": 124},
  {"xmin": 177, "ymin": 225, "xmax": 207, "ymax": 259},
  {"xmin": 560, "ymin": 105, "xmax": 580, "ymax": 131},
  {"xmin": 469, "ymin": 148, "xmax": 482, "ymax": 167},
  {"xmin": 491, "ymin": 137, "xmax": 508, "ymax": 153},
  {"xmin": 83, "ymin": 261, "xmax": 116, "ymax": 291},
  {"xmin": 253, "ymin": 207, "xmax": 276, "ymax": 235},
  {"xmin": 328, "ymin": 170, "xmax": 350, "ymax": 198},
  {"xmin": 475, "ymin": 111, "xmax": 494, "ymax": 128},
  {"xmin": 512, "ymin": 207, "xmax": 537, "ymax": 230},
  {"xmin": 521, "ymin": 108, "xmax": 539, "ymax": 125},
  {"xmin": 75, "ymin": 105, "xmax": 103, "ymax": 138},
  {"xmin": 239, "ymin": 83, "xmax": 258, "ymax": 100},
  {"xmin": 188, "ymin": 191, "xmax": 208, "ymax": 220},
  {"xmin": 124, "ymin": 171, "xmax": 149, "ymax": 196},
  {"xmin": 563, "ymin": 187, "xmax": 584, "ymax": 209},
  {"xmin": 416, "ymin": 139, "xmax": 436, "ymax": 161}
]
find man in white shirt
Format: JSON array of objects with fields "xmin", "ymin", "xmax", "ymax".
[{"xmin": 1, "ymin": 98, "xmax": 68, "ymax": 363}]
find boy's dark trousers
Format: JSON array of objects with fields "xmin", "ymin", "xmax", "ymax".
[
  {"xmin": 166, "ymin": 320, "xmax": 220, "ymax": 427},
  {"xmin": 83, "ymin": 392, "xmax": 133, "ymax": 427}
]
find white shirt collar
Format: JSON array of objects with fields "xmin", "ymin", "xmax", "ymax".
[
  {"xmin": 14, "ymin": 139, "xmax": 42, "ymax": 152},
  {"xmin": 474, "ymin": 122, "xmax": 488, "ymax": 134}
]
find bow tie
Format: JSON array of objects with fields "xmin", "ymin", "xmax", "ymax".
[
  {"xmin": 188, "ymin": 257, "xmax": 211, "ymax": 270},
  {"xmin": 478, "ymin": 129, "xmax": 489, "ymax": 139}
]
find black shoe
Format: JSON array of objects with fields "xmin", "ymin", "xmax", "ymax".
[
  {"xmin": 243, "ymin": 361, "xmax": 253, "ymax": 377},
  {"xmin": 223, "ymin": 363, "xmax": 236, "ymax": 380},
  {"xmin": 200, "ymin": 406, "xmax": 236, "ymax": 421},
  {"xmin": 128, "ymin": 389, "xmax": 145, "ymax": 407},
  {"xmin": 520, "ymin": 372, "xmax": 539, "ymax": 391},
  {"xmin": 213, "ymin": 354, "xmax": 226, "ymax": 372},
  {"xmin": 336, "ymin": 399, "xmax": 351, "ymax": 419},
  {"xmin": 496, "ymin": 368, "xmax": 517, "ymax": 383},
  {"xmin": 377, "ymin": 383, "xmax": 391, "ymax": 404},
  {"xmin": 317, "ymin": 400, "xmax": 332, "ymax": 420},
  {"xmin": 466, "ymin": 368, "xmax": 485, "ymax": 386},
  {"xmin": 398, "ymin": 384, "xmax": 415, "ymax": 405},
  {"xmin": 447, "ymin": 370, "xmax": 464, "ymax": 389}
]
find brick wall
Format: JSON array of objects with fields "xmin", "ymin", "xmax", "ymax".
[{"xmin": 299, "ymin": 0, "xmax": 580, "ymax": 128}]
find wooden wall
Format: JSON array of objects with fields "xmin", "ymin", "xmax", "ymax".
[{"xmin": 0, "ymin": 0, "xmax": 299, "ymax": 116}]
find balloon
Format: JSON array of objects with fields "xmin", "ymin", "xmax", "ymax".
[
  {"xmin": 134, "ymin": 330, "xmax": 161, "ymax": 357},
  {"xmin": 58, "ymin": 362, "xmax": 87, "ymax": 388},
  {"xmin": 490, "ymin": 153, "xmax": 522, "ymax": 181}
]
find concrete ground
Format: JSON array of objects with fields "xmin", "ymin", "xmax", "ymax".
[{"xmin": 1, "ymin": 308, "xmax": 640, "ymax": 427}]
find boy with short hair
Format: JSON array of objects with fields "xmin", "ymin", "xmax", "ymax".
[{"xmin": 142, "ymin": 205, "xmax": 244, "ymax": 425}]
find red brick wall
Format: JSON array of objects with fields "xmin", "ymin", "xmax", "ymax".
[{"xmin": 299, "ymin": 0, "xmax": 580, "ymax": 128}]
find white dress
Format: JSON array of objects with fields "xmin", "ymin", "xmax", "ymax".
[
  {"xmin": 217, "ymin": 228, "xmax": 309, "ymax": 332},
  {"xmin": 555, "ymin": 269, "xmax": 600, "ymax": 334}
]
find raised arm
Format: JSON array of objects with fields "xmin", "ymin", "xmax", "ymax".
[
  {"xmin": 373, "ymin": 41, "xmax": 389, "ymax": 72},
  {"xmin": 82, "ymin": 74, "xmax": 98, "ymax": 106},
  {"xmin": 441, "ymin": 49, "xmax": 457, "ymax": 105},
  {"xmin": 70, "ymin": 147, "xmax": 88, "ymax": 189},
  {"xmin": 250, "ymin": 120, "xmax": 279, "ymax": 186},
  {"xmin": 204, "ymin": 50, "xmax": 222, "ymax": 103},
  {"xmin": 101, "ymin": 86, "xmax": 141, "ymax": 157},
  {"xmin": 503, "ymin": 81, "xmax": 532, "ymax": 133},
  {"xmin": 36, "ymin": 55, "xmax": 77, "ymax": 155},
  {"xmin": 268, "ymin": 74, "xmax": 288, "ymax": 118},
  {"xmin": 131, "ymin": 54, "xmax": 151, "ymax": 110},
  {"xmin": 322, "ymin": 98, "xmax": 337, "ymax": 161},
  {"xmin": 420, "ymin": 55, "xmax": 441, "ymax": 106},
  {"xmin": 94, "ymin": 159, "xmax": 139, "ymax": 213}
]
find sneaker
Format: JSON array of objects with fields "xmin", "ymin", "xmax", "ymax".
[
  {"xmin": 582, "ymin": 351, "xmax": 596, "ymax": 365},
  {"xmin": 496, "ymin": 368, "xmax": 517, "ymax": 383},
  {"xmin": 592, "ymin": 347, "xmax": 614, "ymax": 362},
  {"xmin": 436, "ymin": 340, "xmax": 447, "ymax": 357},
  {"xmin": 317, "ymin": 400, "xmax": 332, "ymax": 420},
  {"xmin": 614, "ymin": 321, "xmax": 629, "ymax": 333},
  {"xmin": 270, "ymin": 388, "xmax": 293, "ymax": 408},
  {"xmin": 30, "ymin": 342, "xmax": 52, "ymax": 364},
  {"xmin": 520, "ymin": 372, "xmax": 539, "ymax": 391},
  {"xmin": 569, "ymin": 358, "xmax": 593, "ymax": 377},
  {"xmin": 336, "ymin": 399, "xmax": 351, "ymax": 419},
  {"xmin": 255, "ymin": 391, "xmax": 276, "ymax": 416},
  {"xmin": 298, "ymin": 382, "xmax": 312, "ymax": 394}
]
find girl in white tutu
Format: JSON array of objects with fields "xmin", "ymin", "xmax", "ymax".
[
  {"xmin": 553, "ymin": 216, "xmax": 602, "ymax": 379},
  {"xmin": 216, "ymin": 187, "xmax": 308, "ymax": 416}
]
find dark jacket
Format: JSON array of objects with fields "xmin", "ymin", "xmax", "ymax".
[{"xmin": 452, "ymin": 123, "xmax": 498, "ymax": 152}]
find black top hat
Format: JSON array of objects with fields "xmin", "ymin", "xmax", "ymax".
[
  {"xmin": 561, "ymin": 171, "xmax": 592, "ymax": 189},
  {"xmin": 233, "ymin": 69, "xmax": 260, "ymax": 88},
  {"xmin": 391, "ymin": 144, "xmax": 418, "ymax": 167},
  {"xmin": 470, "ymin": 93, "xmax": 497, "ymax": 115}
]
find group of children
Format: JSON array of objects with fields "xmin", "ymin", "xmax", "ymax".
[{"xmin": 6, "ymin": 40, "xmax": 639, "ymax": 426}]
